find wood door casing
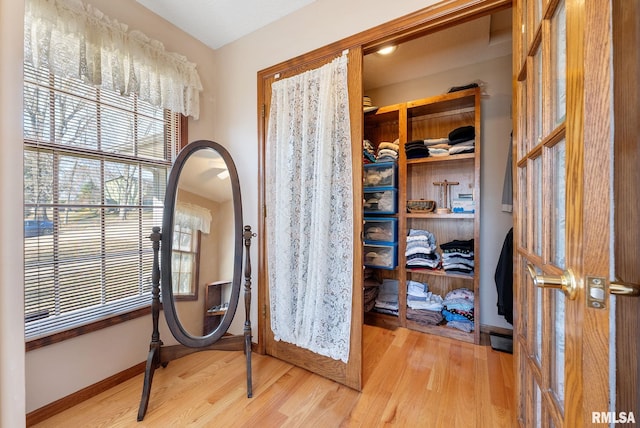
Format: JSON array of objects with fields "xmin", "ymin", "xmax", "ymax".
[
  {"xmin": 258, "ymin": 48, "xmax": 364, "ymax": 390},
  {"xmin": 256, "ymin": 0, "xmax": 513, "ymax": 393}
]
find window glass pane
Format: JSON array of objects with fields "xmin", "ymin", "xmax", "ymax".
[
  {"xmin": 23, "ymin": 82, "xmax": 52, "ymax": 142},
  {"xmin": 54, "ymin": 73, "xmax": 99, "ymax": 101},
  {"xmin": 550, "ymin": 140, "xmax": 566, "ymax": 268},
  {"xmin": 519, "ymin": 348, "xmax": 527, "ymax": 425},
  {"xmin": 105, "ymin": 255, "xmax": 142, "ymax": 302},
  {"xmin": 552, "ymin": 0, "xmax": 567, "ymax": 125},
  {"xmin": 532, "ymin": 156, "xmax": 543, "ymax": 255},
  {"xmin": 518, "ymin": 81, "xmax": 528, "ymax": 157},
  {"xmin": 138, "ymin": 115, "xmax": 165, "ymax": 160},
  {"xmin": 535, "ymin": 381, "xmax": 542, "ymax": 427},
  {"xmin": 59, "ymin": 156, "xmax": 101, "ymax": 206},
  {"xmin": 23, "ymin": 64, "xmax": 177, "ymax": 339},
  {"xmin": 101, "ymin": 105, "xmax": 135, "ymax": 155},
  {"xmin": 519, "ymin": 258, "xmax": 529, "ymax": 335},
  {"xmin": 58, "ymin": 259, "xmax": 102, "ymax": 312},
  {"xmin": 535, "ymin": 285, "xmax": 542, "ymax": 363},
  {"xmin": 533, "ymin": 0, "xmax": 543, "ymax": 30},
  {"xmin": 519, "ymin": 166, "xmax": 528, "ymax": 248},
  {"xmin": 533, "ymin": 47, "xmax": 543, "ymax": 145},
  {"xmin": 54, "ymin": 92, "xmax": 98, "ymax": 149},
  {"xmin": 520, "ymin": 2, "xmax": 528, "ymax": 60},
  {"xmin": 142, "ymin": 166, "xmax": 166, "ymax": 206},
  {"xmin": 551, "ymin": 292, "xmax": 566, "ymax": 408},
  {"xmin": 171, "ymin": 224, "xmax": 197, "ymax": 297},
  {"xmin": 104, "ymin": 161, "xmax": 140, "ymax": 207},
  {"xmin": 105, "ymin": 209, "xmax": 140, "ymax": 254},
  {"xmin": 24, "ymin": 150, "xmax": 54, "ymax": 206}
]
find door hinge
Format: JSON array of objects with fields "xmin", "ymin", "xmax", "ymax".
[
  {"xmin": 261, "ymin": 104, "xmax": 266, "ymax": 118},
  {"xmin": 262, "ymin": 304, "xmax": 266, "ymax": 318}
]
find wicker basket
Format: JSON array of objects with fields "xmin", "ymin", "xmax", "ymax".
[{"xmin": 407, "ymin": 199, "xmax": 436, "ymax": 213}]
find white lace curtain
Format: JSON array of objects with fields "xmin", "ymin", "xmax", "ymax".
[
  {"xmin": 266, "ymin": 54, "xmax": 353, "ymax": 363},
  {"xmin": 24, "ymin": 0, "xmax": 203, "ymax": 118},
  {"xmin": 175, "ymin": 202, "xmax": 212, "ymax": 234}
]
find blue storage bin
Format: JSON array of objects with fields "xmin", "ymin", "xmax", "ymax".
[
  {"xmin": 364, "ymin": 242, "xmax": 398, "ymax": 270},
  {"xmin": 363, "ymin": 188, "xmax": 397, "ymax": 214},
  {"xmin": 363, "ymin": 162, "xmax": 397, "ymax": 188},
  {"xmin": 364, "ymin": 217, "xmax": 398, "ymax": 243}
]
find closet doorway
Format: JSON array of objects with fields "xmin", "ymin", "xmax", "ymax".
[{"xmin": 257, "ymin": 0, "xmax": 513, "ymax": 392}]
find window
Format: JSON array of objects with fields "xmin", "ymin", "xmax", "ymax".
[
  {"xmin": 23, "ymin": 62, "xmax": 181, "ymax": 344},
  {"xmin": 171, "ymin": 225, "xmax": 200, "ymax": 300}
]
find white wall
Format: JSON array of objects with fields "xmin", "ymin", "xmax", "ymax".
[
  {"xmin": 209, "ymin": 0, "xmax": 443, "ymax": 337},
  {"xmin": 0, "ymin": 0, "xmax": 27, "ymax": 425},
  {"xmin": 366, "ymin": 55, "xmax": 514, "ymax": 330}
]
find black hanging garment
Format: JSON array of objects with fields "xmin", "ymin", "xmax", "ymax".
[{"xmin": 494, "ymin": 228, "xmax": 513, "ymax": 324}]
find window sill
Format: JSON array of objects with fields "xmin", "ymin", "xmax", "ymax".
[{"xmin": 26, "ymin": 305, "xmax": 157, "ymax": 352}]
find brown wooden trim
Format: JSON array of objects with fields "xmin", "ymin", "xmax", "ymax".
[
  {"xmin": 25, "ymin": 361, "xmax": 147, "ymax": 427},
  {"xmin": 257, "ymin": 0, "xmax": 511, "ymax": 78},
  {"xmin": 580, "ymin": 0, "xmax": 614, "ymax": 423},
  {"xmin": 26, "ymin": 306, "xmax": 153, "ymax": 352},
  {"xmin": 180, "ymin": 114, "xmax": 189, "ymax": 149}
]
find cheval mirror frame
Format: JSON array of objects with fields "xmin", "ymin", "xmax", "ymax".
[{"xmin": 137, "ymin": 140, "xmax": 254, "ymax": 421}]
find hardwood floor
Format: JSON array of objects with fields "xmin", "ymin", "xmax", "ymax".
[{"xmin": 33, "ymin": 325, "xmax": 515, "ymax": 427}]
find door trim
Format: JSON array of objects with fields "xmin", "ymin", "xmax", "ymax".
[
  {"xmin": 256, "ymin": 1, "xmax": 513, "ymax": 394},
  {"xmin": 256, "ymin": 0, "xmax": 512, "ymax": 355}
]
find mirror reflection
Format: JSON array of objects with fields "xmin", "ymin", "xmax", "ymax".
[{"xmin": 172, "ymin": 148, "xmax": 235, "ymax": 337}]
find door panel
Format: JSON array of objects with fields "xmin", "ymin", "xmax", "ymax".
[
  {"xmin": 513, "ymin": 0, "xmax": 614, "ymax": 425},
  {"xmin": 258, "ymin": 48, "xmax": 363, "ymax": 390}
]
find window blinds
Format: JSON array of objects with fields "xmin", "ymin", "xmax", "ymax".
[{"xmin": 23, "ymin": 63, "xmax": 179, "ymax": 340}]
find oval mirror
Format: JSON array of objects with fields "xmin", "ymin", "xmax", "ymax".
[{"xmin": 161, "ymin": 140, "xmax": 242, "ymax": 347}]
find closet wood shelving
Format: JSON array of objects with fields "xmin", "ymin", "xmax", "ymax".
[{"xmin": 363, "ymin": 87, "xmax": 481, "ymax": 344}]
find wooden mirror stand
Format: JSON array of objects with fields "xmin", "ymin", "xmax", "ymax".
[{"xmin": 137, "ymin": 225, "xmax": 255, "ymax": 421}]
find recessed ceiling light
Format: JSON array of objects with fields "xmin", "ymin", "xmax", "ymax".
[
  {"xmin": 217, "ymin": 170, "xmax": 230, "ymax": 180},
  {"xmin": 377, "ymin": 45, "xmax": 397, "ymax": 55}
]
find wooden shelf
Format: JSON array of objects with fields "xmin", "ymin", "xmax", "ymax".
[
  {"xmin": 363, "ymin": 87, "xmax": 480, "ymax": 345},
  {"xmin": 406, "ymin": 212, "xmax": 474, "ymax": 219},
  {"xmin": 406, "ymin": 88, "xmax": 477, "ymax": 116},
  {"xmin": 206, "ymin": 308, "xmax": 227, "ymax": 317},
  {"xmin": 406, "ymin": 268, "xmax": 474, "ymax": 280},
  {"xmin": 202, "ymin": 281, "xmax": 230, "ymax": 335},
  {"xmin": 406, "ymin": 153, "xmax": 475, "ymax": 164}
]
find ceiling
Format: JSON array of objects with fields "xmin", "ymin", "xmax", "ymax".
[
  {"xmin": 178, "ymin": 149, "xmax": 233, "ymax": 203},
  {"xmin": 135, "ymin": 0, "xmax": 316, "ymax": 49},
  {"xmin": 363, "ymin": 9, "xmax": 512, "ymax": 91}
]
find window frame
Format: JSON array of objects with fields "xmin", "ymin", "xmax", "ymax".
[
  {"xmin": 171, "ymin": 226, "xmax": 201, "ymax": 301},
  {"xmin": 23, "ymin": 65, "xmax": 187, "ymax": 352}
]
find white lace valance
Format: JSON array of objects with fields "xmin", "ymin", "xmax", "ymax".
[
  {"xmin": 175, "ymin": 202, "xmax": 212, "ymax": 234},
  {"xmin": 24, "ymin": 0, "xmax": 203, "ymax": 119}
]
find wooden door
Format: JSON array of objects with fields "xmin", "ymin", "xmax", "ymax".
[
  {"xmin": 257, "ymin": 48, "xmax": 364, "ymax": 390},
  {"xmin": 513, "ymin": 0, "xmax": 631, "ymax": 426}
]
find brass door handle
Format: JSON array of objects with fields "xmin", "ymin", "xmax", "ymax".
[
  {"xmin": 526, "ymin": 263, "xmax": 578, "ymax": 300},
  {"xmin": 610, "ymin": 281, "xmax": 640, "ymax": 296}
]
